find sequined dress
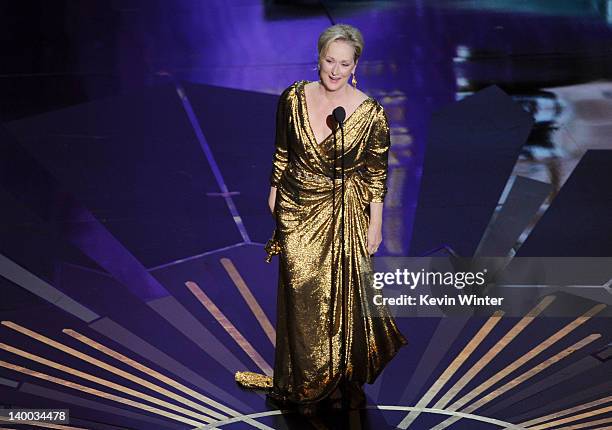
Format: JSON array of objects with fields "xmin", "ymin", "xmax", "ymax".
[{"xmin": 238, "ymin": 80, "xmax": 407, "ymax": 405}]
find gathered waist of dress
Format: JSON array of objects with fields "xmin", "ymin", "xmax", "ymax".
[{"xmin": 286, "ymin": 162, "xmax": 363, "ymax": 184}]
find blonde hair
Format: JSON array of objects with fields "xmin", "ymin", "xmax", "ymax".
[{"xmin": 317, "ymin": 24, "xmax": 364, "ymax": 64}]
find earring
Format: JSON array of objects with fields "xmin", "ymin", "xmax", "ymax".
[{"xmin": 351, "ymin": 73, "xmax": 358, "ymax": 89}]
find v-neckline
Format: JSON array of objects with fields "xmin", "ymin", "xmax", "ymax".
[{"xmin": 300, "ymin": 80, "xmax": 373, "ymax": 146}]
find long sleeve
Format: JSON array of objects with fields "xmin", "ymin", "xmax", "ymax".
[
  {"xmin": 364, "ymin": 105, "xmax": 391, "ymax": 203},
  {"xmin": 269, "ymin": 88, "xmax": 291, "ymax": 186}
]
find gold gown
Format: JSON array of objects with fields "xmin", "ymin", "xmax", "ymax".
[{"xmin": 237, "ymin": 80, "xmax": 407, "ymax": 405}]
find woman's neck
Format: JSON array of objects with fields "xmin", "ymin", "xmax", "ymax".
[{"xmin": 315, "ymin": 81, "xmax": 351, "ymax": 104}]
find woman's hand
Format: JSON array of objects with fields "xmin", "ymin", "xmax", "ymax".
[
  {"xmin": 268, "ymin": 186, "xmax": 277, "ymax": 215},
  {"xmin": 367, "ymin": 221, "xmax": 382, "ymax": 255},
  {"xmin": 367, "ymin": 202, "xmax": 384, "ymax": 255}
]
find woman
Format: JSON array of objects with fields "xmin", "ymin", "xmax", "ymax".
[{"xmin": 237, "ymin": 24, "xmax": 407, "ymax": 415}]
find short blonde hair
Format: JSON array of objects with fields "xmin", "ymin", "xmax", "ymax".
[{"xmin": 317, "ymin": 24, "xmax": 364, "ymax": 63}]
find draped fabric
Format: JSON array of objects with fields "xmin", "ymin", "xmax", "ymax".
[{"xmin": 237, "ymin": 80, "xmax": 407, "ymax": 405}]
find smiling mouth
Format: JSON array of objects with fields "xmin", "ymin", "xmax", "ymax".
[{"xmin": 330, "ymin": 76, "xmax": 340, "ymax": 82}]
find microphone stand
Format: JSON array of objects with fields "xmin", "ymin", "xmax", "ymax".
[
  {"xmin": 340, "ymin": 120, "xmax": 346, "ymax": 408},
  {"xmin": 333, "ymin": 111, "xmax": 347, "ymax": 408}
]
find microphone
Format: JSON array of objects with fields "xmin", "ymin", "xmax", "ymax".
[{"xmin": 333, "ymin": 106, "xmax": 346, "ymax": 126}]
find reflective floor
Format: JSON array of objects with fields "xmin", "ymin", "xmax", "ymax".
[{"xmin": 1, "ymin": 1, "xmax": 611, "ymax": 429}]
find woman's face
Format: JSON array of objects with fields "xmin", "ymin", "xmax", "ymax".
[{"xmin": 319, "ymin": 40, "xmax": 357, "ymax": 92}]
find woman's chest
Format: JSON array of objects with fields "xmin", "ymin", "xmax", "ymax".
[{"xmin": 307, "ymin": 104, "xmax": 337, "ymax": 144}]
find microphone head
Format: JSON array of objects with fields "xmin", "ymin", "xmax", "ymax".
[{"xmin": 333, "ymin": 106, "xmax": 346, "ymax": 124}]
